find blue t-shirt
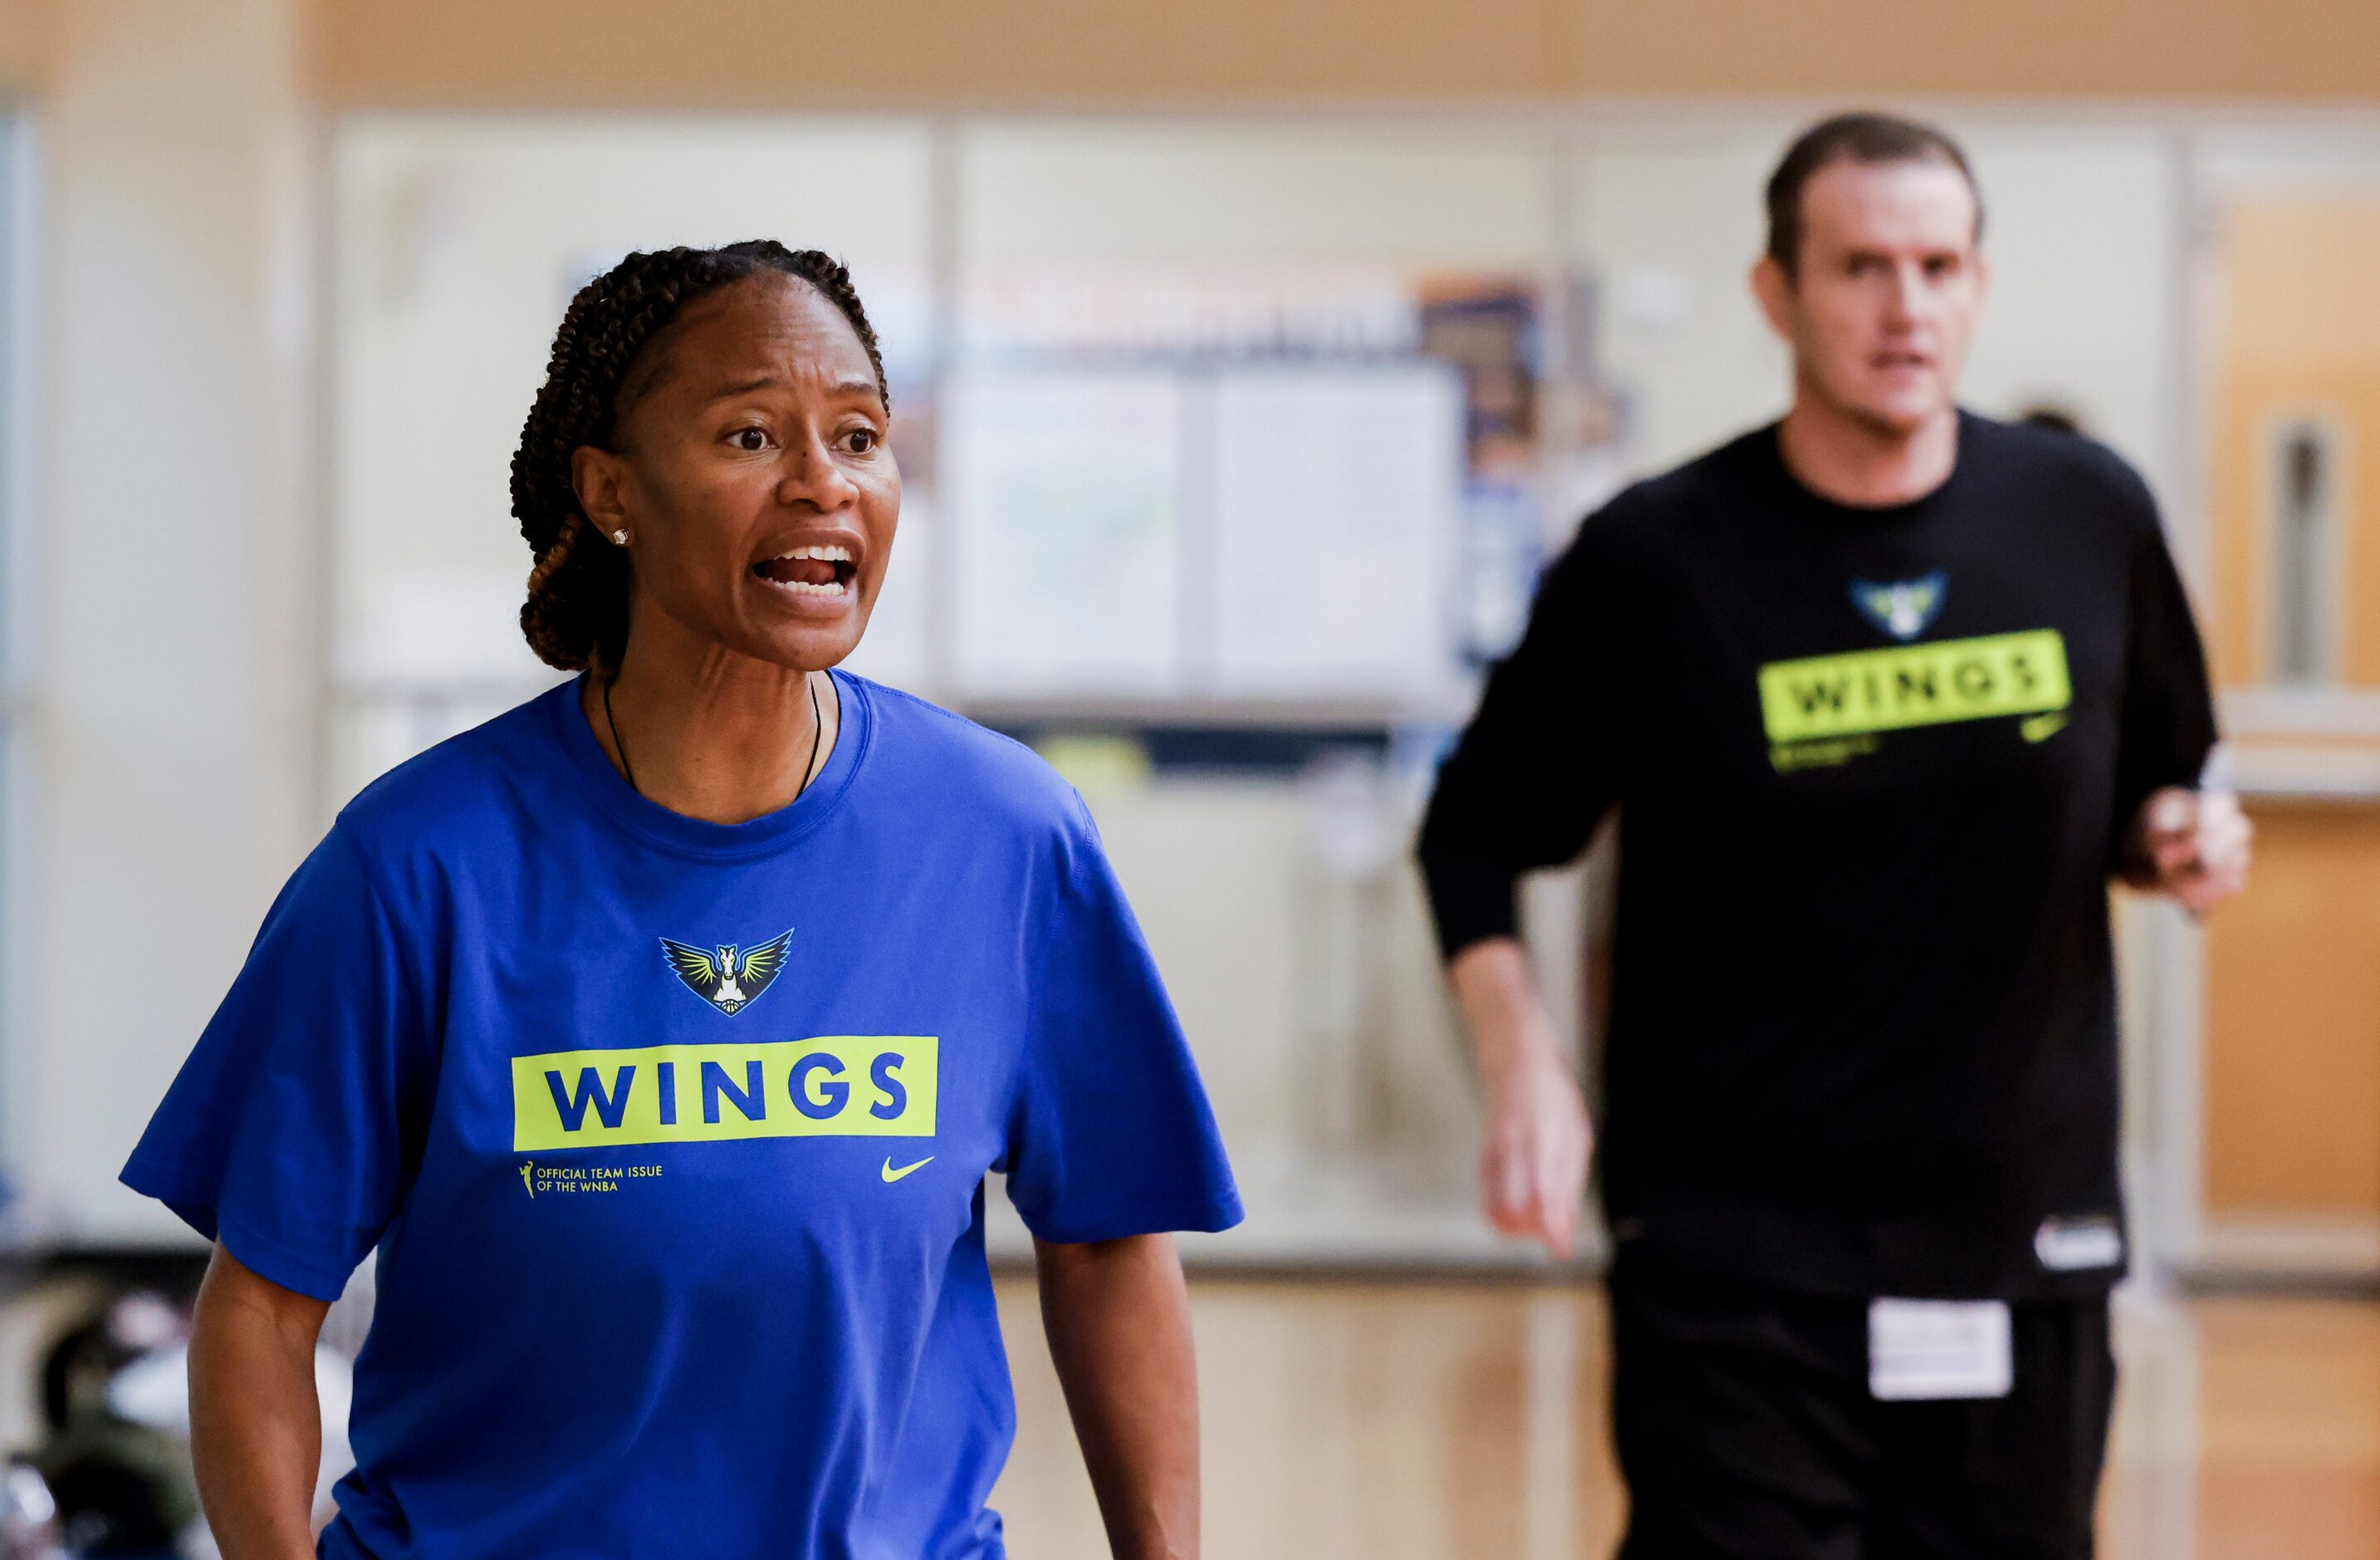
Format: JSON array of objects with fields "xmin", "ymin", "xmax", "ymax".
[{"xmin": 122, "ymin": 674, "xmax": 1241, "ymax": 1560}]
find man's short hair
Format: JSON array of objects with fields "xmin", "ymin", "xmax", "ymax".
[{"xmin": 1765, "ymin": 112, "xmax": 1982, "ymax": 277}]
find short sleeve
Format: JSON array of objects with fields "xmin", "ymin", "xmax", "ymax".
[
  {"xmin": 120, "ymin": 825, "xmax": 436, "ymax": 1302},
  {"xmin": 2108, "ymin": 478, "xmax": 2220, "ymax": 865},
  {"xmin": 1001, "ymin": 799, "xmax": 1242, "ymax": 1244}
]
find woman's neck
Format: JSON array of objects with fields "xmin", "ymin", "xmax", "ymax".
[{"xmin": 582, "ymin": 616, "xmax": 838, "ymax": 826}]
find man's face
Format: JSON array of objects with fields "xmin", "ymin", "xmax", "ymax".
[{"xmin": 1754, "ymin": 158, "xmax": 1987, "ymax": 438}]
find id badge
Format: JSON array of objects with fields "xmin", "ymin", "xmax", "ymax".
[{"xmin": 1867, "ymin": 1298, "xmax": 2013, "ymax": 1401}]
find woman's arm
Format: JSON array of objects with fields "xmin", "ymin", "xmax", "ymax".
[
  {"xmin": 189, "ymin": 1244, "xmax": 332, "ymax": 1560},
  {"xmin": 1034, "ymin": 1234, "xmax": 1201, "ymax": 1560}
]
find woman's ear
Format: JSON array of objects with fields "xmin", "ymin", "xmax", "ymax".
[{"xmin": 572, "ymin": 444, "xmax": 633, "ymax": 547}]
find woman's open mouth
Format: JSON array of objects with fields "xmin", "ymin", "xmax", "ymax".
[{"xmin": 753, "ymin": 544, "xmax": 857, "ymax": 601}]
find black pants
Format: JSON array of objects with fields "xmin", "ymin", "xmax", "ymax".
[{"xmin": 1608, "ymin": 1251, "xmax": 2114, "ymax": 1560}]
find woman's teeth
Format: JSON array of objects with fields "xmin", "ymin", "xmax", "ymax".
[{"xmin": 756, "ymin": 543, "xmax": 853, "ymax": 598}]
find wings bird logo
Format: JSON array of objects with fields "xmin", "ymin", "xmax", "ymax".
[
  {"xmin": 659, "ymin": 929, "xmax": 796, "ymax": 1016},
  {"xmin": 1850, "ymin": 572, "xmax": 1949, "ymax": 642}
]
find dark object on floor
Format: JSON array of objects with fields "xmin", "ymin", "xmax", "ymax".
[{"xmin": 26, "ymin": 1293, "xmax": 196, "ymax": 1558}]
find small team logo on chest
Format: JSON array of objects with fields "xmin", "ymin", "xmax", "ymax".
[
  {"xmin": 1850, "ymin": 572, "xmax": 1949, "ymax": 641},
  {"xmin": 659, "ymin": 928, "xmax": 795, "ymax": 1016}
]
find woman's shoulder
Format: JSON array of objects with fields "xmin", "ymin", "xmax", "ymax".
[
  {"xmin": 843, "ymin": 675, "xmax": 1089, "ymax": 837},
  {"xmin": 331, "ymin": 684, "xmax": 571, "ymax": 870}
]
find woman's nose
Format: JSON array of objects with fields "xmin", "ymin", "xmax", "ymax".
[{"xmin": 779, "ymin": 434, "xmax": 859, "ymax": 509}]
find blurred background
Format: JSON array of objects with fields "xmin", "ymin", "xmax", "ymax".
[{"xmin": 0, "ymin": 0, "xmax": 2376, "ymax": 1555}]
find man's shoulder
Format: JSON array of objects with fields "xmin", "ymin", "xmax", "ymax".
[
  {"xmin": 1563, "ymin": 425, "xmax": 1776, "ymax": 571},
  {"xmin": 1961, "ymin": 412, "xmax": 2160, "ymax": 530},
  {"xmin": 1614, "ymin": 424, "xmax": 1775, "ymax": 519}
]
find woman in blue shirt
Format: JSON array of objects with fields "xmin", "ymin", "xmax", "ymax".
[{"xmin": 124, "ymin": 241, "xmax": 1241, "ymax": 1560}]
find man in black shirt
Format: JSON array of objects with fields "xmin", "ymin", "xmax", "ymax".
[{"xmin": 1418, "ymin": 113, "xmax": 2250, "ymax": 1558}]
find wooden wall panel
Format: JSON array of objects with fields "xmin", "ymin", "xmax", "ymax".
[
  {"xmin": 316, "ymin": 0, "xmax": 2380, "ymax": 110},
  {"xmin": 10, "ymin": 4, "xmax": 2380, "ymax": 125},
  {"xmin": 2210, "ymin": 365, "xmax": 2380, "ymax": 689},
  {"xmin": 1565, "ymin": 0, "xmax": 2380, "ymax": 101},
  {"xmin": 2207, "ymin": 200, "xmax": 2380, "ymax": 689},
  {"xmin": 311, "ymin": 0, "xmax": 1560, "ymax": 110},
  {"xmin": 2202, "ymin": 802, "xmax": 2380, "ymax": 1214},
  {"xmin": 0, "ymin": 0, "xmax": 51, "ymax": 91}
]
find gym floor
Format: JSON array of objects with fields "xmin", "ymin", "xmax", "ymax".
[
  {"xmin": 990, "ymin": 1275, "xmax": 2380, "ymax": 1558},
  {"xmin": 2, "ymin": 1266, "xmax": 2367, "ymax": 1556}
]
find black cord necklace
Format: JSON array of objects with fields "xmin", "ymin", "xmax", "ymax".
[{"xmin": 603, "ymin": 671, "xmax": 825, "ymax": 807}]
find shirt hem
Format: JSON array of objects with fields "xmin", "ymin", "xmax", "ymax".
[
  {"xmin": 118, "ymin": 1155, "xmax": 357, "ymax": 1302},
  {"xmin": 1016, "ymin": 1194, "xmax": 1245, "ymax": 1246},
  {"xmin": 1608, "ymin": 1189, "xmax": 2128, "ymax": 1302}
]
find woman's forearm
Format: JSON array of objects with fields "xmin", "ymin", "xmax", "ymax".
[
  {"xmin": 1034, "ymin": 1234, "xmax": 1201, "ymax": 1560},
  {"xmin": 189, "ymin": 1245, "xmax": 331, "ymax": 1560}
]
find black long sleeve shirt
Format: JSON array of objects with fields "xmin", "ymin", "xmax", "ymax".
[{"xmin": 1418, "ymin": 414, "xmax": 2216, "ymax": 1298}]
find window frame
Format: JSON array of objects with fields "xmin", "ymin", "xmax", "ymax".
[
  {"xmin": 0, "ymin": 103, "xmax": 33, "ymax": 1227},
  {"xmin": 2263, "ymin": 406, "xmax": 2353, "ymax": 686}
]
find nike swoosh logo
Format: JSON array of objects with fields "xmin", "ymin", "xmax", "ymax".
[
  {"xmin": 2020, "ymin": 712, "xmax": 2069, "ymax": 743},
  {"xmin": 881, "ymin": 1155, "xmax": 934, "ymax": 1183}
]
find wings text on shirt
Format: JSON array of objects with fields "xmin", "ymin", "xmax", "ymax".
[{"xmin": 511, "ymin": 1037, "xmax": 938, "ymax": 1150}]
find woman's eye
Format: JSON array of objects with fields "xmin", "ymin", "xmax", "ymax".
[
  {"xmin": 844, "ymin": 428, "xmax": 879, "ymax": 454},
  {"xmin": 730, "ymin": 427, "xmax": 772, "ymax": 453}
]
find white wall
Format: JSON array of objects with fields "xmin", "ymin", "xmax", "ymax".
[
  {"xmin": 1961, "ymin": 122, "xmax": 2182, "ymax": 496},
  {"xmin": 0, "ymin": 110, "xmax": 30, "ymax": 1240},
  {"xmin": 1565, "ymin": 119, "xmax": 1798, "ymax": 480},
  {"xmin": 959, "ymin": 118, "xmax": 1554, "ymax": 269},
  {"xmin": 17, "ymin": 0, "xmax": 319, "ymax": 1240}
]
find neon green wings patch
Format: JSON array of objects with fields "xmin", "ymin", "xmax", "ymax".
[{"xmin": 1759, "ymin": 630, "xmax": 2071, "ymax": 745}]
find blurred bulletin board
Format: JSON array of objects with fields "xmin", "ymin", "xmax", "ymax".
[
  {"xmin": 944, "ymin": 370, "xmax": 1187, "ymax": 696},
  {"xmin": 943, "ymin": 362, "xmax": 1466, "ymax": 704},
  {"xmin": 1209, "ymin": 366, "xmax": 1464, "ymax": 697}
]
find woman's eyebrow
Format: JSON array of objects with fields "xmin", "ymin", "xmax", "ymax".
[{"xmin": 703, "ymin": 374, "xmax": 882, "ymax": 403}]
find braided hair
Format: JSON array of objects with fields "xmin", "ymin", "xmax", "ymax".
[{"xmin": 512, "ymin": 241, "xmax": 889, "ymax": 671}]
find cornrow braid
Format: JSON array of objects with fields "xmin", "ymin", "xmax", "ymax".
[{"xmin": 512, "ymin": 241, "xmax": 889, "ymax": 671}]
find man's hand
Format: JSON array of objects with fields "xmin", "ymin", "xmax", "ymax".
[
  {"xmin": 2125, "ymin": 786, "xmax": 2252, "ymax": 916},
  {"xmin": 1480, "ymin": 1042, "xmax": 1593, "ymax": 1259},
  {"xmin": 1449, "ymin": 939, "xmax": 1593, "ymax": 1260}
]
